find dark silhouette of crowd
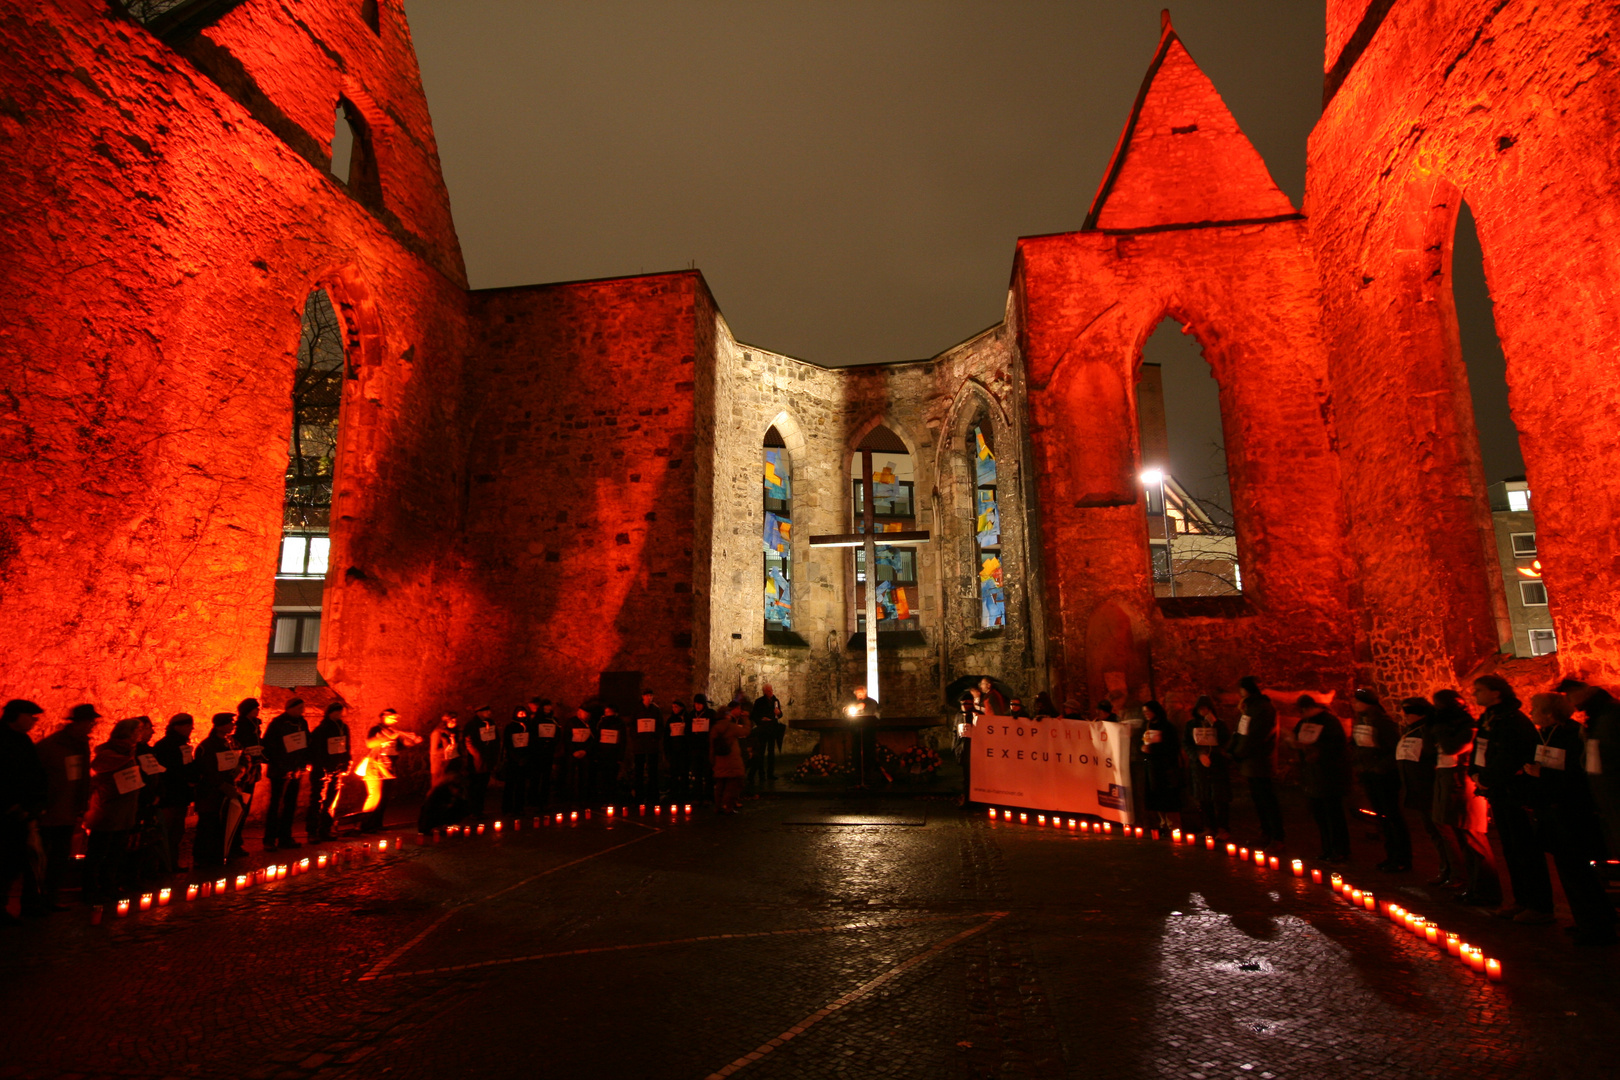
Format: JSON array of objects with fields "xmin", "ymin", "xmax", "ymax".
[{"xmin": 0, "ymin": 686, "xmax": 786, "ymax": 922}]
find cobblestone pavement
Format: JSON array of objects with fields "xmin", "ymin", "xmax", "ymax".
[{"xmin": 1, "ymin": 801, "xmax": 1615, "ymax": 1080}]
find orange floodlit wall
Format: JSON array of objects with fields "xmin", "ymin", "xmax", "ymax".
[
  {"xmin": 1309, "ymin": 0, "xmax": 1620, "ymax": 693},
  {"xmin": 1016, "ymin": 22, "xmax": 1357, "ymax": 710}
]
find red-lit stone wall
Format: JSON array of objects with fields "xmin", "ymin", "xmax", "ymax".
[
  {"xmin": 0, "ymin": 0, "xmax": 472, "ymax": 735},
  {"xmin": 461, "ymin": 274, "xmax": 705, "ymax": 709},
  {"xmin": 1308, "ymin": 0, "xmax": 1620, "ymax": 693},
  {"xmin": 1018, "ymin": 28, "xmax": 1358, "ymax": 715}
]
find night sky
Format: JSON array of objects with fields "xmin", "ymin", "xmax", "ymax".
[{"xmin": 405, "ymin": 0, "xmax": 1520, "ymax": 503}]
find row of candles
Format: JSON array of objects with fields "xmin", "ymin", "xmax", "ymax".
[
  {"xmin": 987, "ymin": 807, "xmax": 1504, "ymax": 983},
  {"xmin": 94, "ymin": 838, "xmax": 400, "ymax": 922},
  {"xmin": 94, "ymin": 803, "xmax": 696, "ymax": 922}
]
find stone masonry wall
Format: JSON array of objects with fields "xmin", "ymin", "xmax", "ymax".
[{"xmin": 0, "ymin": 0, "xmax": 473, "ymax": 738}]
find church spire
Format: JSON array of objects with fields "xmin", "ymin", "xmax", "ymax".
[{"xmin": 1082, "ymin": 13, "xmax": 1298, "ymax": 231}]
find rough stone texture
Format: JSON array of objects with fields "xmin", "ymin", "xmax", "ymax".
[
  {"xmin": 1018, "ymin": 26, "xmax": 1357, "ymax": 712},
  {"xmin": 1308, "ymin": 0, "xmax": 1620, "ymax": 694},
  {"xmin": 0, "ymin": 0, "xmax": 472, "ymax": 739}
]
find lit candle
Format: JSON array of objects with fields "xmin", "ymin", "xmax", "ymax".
[
  {"xmin": 1292, "ymin": 859, "xmax": 1304, "ymax": 877},
  {"xmin": 1269, "ymin": 855, "xmax": 1281, "ymax": 871},
  {"xmin": 139, "ymin": 893, "xmax": 153, "ymax": 911},
  {"xmin": 556, "ymin": 812, "xmax": 565, "ymax": 823},
  {"xmin": 639, "ymin": 804, "xmax": 647, "ymax": 816},
  {"xmin": 185, "ymin": 884, "xmax": 199, "ymax": 902},
  {"xmin": 1446, "ymin": 934, "xmax": 1461, "ymax": 956},
  {"xmin": 1363, "ymin": 892, "xmax": 1376, "ymax": 911},
  {"xmin": 654, "ymin": 805, "xmax": 663, "ymax": 815},
  {"xmin": 1425, "ymin": 924, "xmax": 1440, "ymax": 945},
  {"xmin": 1457, "ymin": 943, "xmax": 1474, "ymax": 966},
  {"xmin": 1037, "ymin": 814, "xmax": 1047, "ymax": 826},
  {"xmin": 475, "ymin": 824, "xmax": 485, "ymax": 836},
  {"xmin": 605, "ymin": 807, "xmax": 614, "ymax": 817},
  {"xmin": 214, "ymin": 878, "xmax": 228, "ymax": 894},
  {"xmin": 1311, "ymin": 868, "xmax": 1323, "ymax": 884},
  {"xmin": 1469, "ymin": 949, "xmax": 1486, "ymax": 973},
  {"xmin": 1172, "ymin": 829, "xmax": 1182, "ymax": 843},
  {"xmin": 570, "ymin": 810, "xmax": 579, "ymax": 822},
  {"xmin": 988, "ymin": 808, "xmax": 997, "ymax": 818},
  {"xmin": 1135, "ymin": 826, "xmax": 1144, "ymax": 838},
  {"xmin": 1206, "ymin": 836, "xmax": 1216, "ymax": 850},
  {"xmin": 1254, "ymin": 849, "xmax": 1266, "ymax": 866},
  {"xmin": 1485, "ymin": 958, "xmax": 1502, "ymax": 981},
  {"xmin": 1020, "ymin": 812, "xmax": 1029, "ymax": 823},
  {"xmin": 317, "ymin": 853, "xmax": 329, "ymax": 868},
  {"xmin": 1227, "ymin": 842, "xmax": 1238, "ymax": 856},
  {"xmin": 1080, "ymin": 821, "xmax": 1089, "ymax": 832},
  {"xmin": 1103, "ymin": 822, "xmax": 1112, "ymax": 833},
  {"xmin": 298, "ymin": 858, "xmax": 310, "ymax": 873},
  {"xmin": 684, "ymin": 804, "xmax": 694, "ymax": 814},
  {"xmin": 1350, "ymin": 888, "xmax": 1363, "ymax": 904},
  {"xmin": 235, "ymin": 875, "xmax": 248, "ymax": 891},
  {"xmin": 116, "ymin": 899, "xmax": 131, "ymax": 917},
  {"xmin": 1330, "ymin": 872, "xmax": 1343, "ymax": 891},
  {"xmin": 158, "ymin": 887, "xmax": 172, "ymax": 906},
  {"xmin": 1068, "ymin": 818, "xmax": 1077, "ymax": 829},
  {"xmin": 1239, "ymin": 846, "xmax": 1250, "ymax": 860},
  {"xmin": 497, "ymin": 818, "xmax": 507, "ymax": 829}
]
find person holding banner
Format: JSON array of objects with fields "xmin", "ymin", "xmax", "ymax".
[
  {"xmin": 1293, "ymin": 696, "xmax": 1351, "ymax": 863},
  {"xmin": 1183, "ymin": 696, "xmax": 1232, "ymax": 838},
  {"xmin": 1141, "ymin": 701, "xmax": 1183, "ymax": 831}
]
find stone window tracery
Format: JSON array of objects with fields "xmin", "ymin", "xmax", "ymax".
[
  {"xmin": 763, "ymin": 427, "xmax": 792, "ymax": 632},
  {"xmin": 970, "ymin": 423, "xmax": 1004, "ymax": 629}
]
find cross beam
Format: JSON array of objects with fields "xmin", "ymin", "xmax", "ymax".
[{"xmin": 808, "ymin": 447, "xmax": 930, "ymax": 705}]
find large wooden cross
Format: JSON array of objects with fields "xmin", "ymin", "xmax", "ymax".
[{"xmin": 808, "ymin": 447, "xmax": 929, "ymax": 706}]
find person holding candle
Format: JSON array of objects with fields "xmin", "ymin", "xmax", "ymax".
[
  {"xmin": 361, "ymin": 708, "xmax": 419, "ymax": 834},
  {"xmin": 748, "ymin": 683, "xmax": 783, "ymax": 786},
  {"xmin": 954, "ymin": 690, "xmax": 979, "ymax": 808},
  {"xmin": 499, "ymin": 705, "xmax": 534, "ymax": 817},
  {"xmin": 82, "ymin": 718, "xmax": 144, "ymax": 903},
  {"xmin": 1183, "ymin": 695, "xmax": 1232, "ymax": 840},
  {"xmin": 1141, "ymin": 701, "xmax": 1183, "ymax": 832},
  {"xmin": 34, "ymin": 703, "xmax": 97, "ymax": 913},
  {"xmin": 1525, "ymin": 693, "xmax": 1615, "ymax": 945},
  {"xmin": 307, "ymin": 702, "xmax": 350, "ymax": 843},
  {"xmin": 464, "ymin": 705, "xmax": 499, "ymax": 820},
  {"xmin": 1231, "ymin": 676, "xmax": 1285, "ymax": 848},
  {"xmin": 591, "ymin": 704, "xmax": 628, "ymax": 806},
  {"xmin": 1351, "ymin": 690, "xmax": 1411, "ymax": 873},
  {"xmin": 1469, "ymin": 676, "xmax": 1553, "ymax": 924},
  {"xmin": 193, "ymin": 713, "xmax": 244, "ymax": 868},
  {"xmin": 1293, "ymin": 696, "xmax": 1350, "ymax": 863},
  {"xmin": 262, "ymin": 699, "xmax": 311, "ymax": 851},
  {"xmin": 526, "ymin": 698, "xmax": 561, "ymax": 810},
  {"xmin": 151, "ymin": 713, "xmax": 196, "ymax": 872},
  {"xmin": 1395, "ymin": 698, "xmax": 1454, "ymax": 887}
]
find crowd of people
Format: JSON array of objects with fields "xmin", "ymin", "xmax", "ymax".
[
  {"xmin": 0, "ymin": 684, "xmax": 789, "ymax": 924},
  {"xmin": 954, "ymin": 673, "xmax": 1619, "ymax": 946}
]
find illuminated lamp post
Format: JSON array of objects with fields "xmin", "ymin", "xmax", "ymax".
[{"xmin": 1140, "ymin": 468, "xmax": 1173, "ymax": 597}]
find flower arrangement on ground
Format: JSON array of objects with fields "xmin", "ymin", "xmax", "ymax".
[{"xmin": 789, "ymin": 753, "xmax": 850, "ymax": 783}]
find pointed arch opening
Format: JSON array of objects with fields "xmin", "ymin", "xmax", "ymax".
[
  {"xmin": 267, "ymin": 289, "xmax": 346, "ymax": 687},
  {"xmin": 763, "ymin": 424, "xmax": 794, "ymax": 634},
  {"xmin": 1137, "ymin": 317, "xmax": 1240, "ymax": 597}
]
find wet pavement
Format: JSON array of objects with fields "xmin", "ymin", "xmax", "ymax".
[{"xmin": 2, "ymin": 799, "xmax": 1616, "ymax": 1080}]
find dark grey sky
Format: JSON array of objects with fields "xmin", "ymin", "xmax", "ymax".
[{"xmin": 404, "ymin": 0, "xmax": 1518, "ymax": 495}]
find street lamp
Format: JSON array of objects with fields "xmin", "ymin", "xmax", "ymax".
[{"xmin": 1140, "ymin": 468, "xmax": 1173, "ymax": 596}]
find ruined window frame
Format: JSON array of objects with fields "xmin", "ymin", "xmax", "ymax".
[
  {"xmin": 763, "ymin": 439, "xmax": 793, "ymax": 634},
  {"xmin": 968, "ymin": 421, "xmax": 1005, "ymax": 631}
]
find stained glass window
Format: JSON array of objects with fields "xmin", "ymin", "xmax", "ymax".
[
  {"xmin": 764, "ymin": 433, "xmax": 792, "ymax": 631},
  {"xmin": 971, "ymin": 425, "xmax": 1004, "ymax": 628}
]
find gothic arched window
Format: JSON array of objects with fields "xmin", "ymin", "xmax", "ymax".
[
  {"xmin": 763, "ymin": 426, "xmax": 793, "ymax": 632},
  {"xmin": 970, "ymin": 423, "xmax": 1005, "ymax": 629}
]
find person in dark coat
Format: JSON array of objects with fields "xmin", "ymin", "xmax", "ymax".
[
  {"xmin": 500, "ymin": 706, "xmax": 533, "ymax": 816},
  {"xmin": 231, "ymin": 698, "xmax": 264, "ymax": 859},
  {"xmin": 689, "ymin": 695, "xmax": 716, "ymax": 804},
  {"xmin": 1230, "ymin": 676, "xmax": 1285, "ymax": 845},
  {"xmin": 430, "ymin": 712, "xmax": 465, "ymax": 790},
  {"xmin": 150, "ymin": 713, "xmax": 196, "ymax": 872},
  {"xmin": 560, "ymin": 706, "xmax": 594, "ymax": 805},
  {"xmin": 1526, "ymin": 693, "xmax": 1615, "ymax": 945},
  {"xmin": 526, "ymin": 698, "xmax": 560, "ymax": 810},
  {"xmin": 1183, "ymin": 695, "xmax": 1232, "ymax": 838},
  {"xmin": 464, "ymin": 705, "xmax": 498, "ymax": 819},
  {"xmin": 1293, "ymin": 696, "xmax": 1350, "ymax": 862},
  {"xmin": 663, "ymin": 699, "xmax": 691, "ymax": 804},
  {"xmin": 1141, "ymin": 700, "xmax": 1182, "ymax": 829},
  {"xmin": 262, "ymin": 699, "xmax": 311, "ymax": 850},
  {"xmin": 592, "ymin": 705, "xmax": 628, "ymax": 805},
  {"xmin": 83, "ymin": 718, "xmax": 143, "ymax": 901},
  {"xmin": 192, "ymin": 713, "xmax": 244, "ymax": 868},
  {"xmin": 1351, "ymin": 689, "xmax": 1411, "ymax": 872},
  {"xmin": 1429, "ymin": 689, "xmax": 1498, "ymax": 904},
  {"xmin": 1394, "ymin": 698, "xmax": 1453, "ymax": 886},
  {"xmin": 0, "ymin": 699, "xmax": 47, "ymax": 922},
  {"xmin": 1032, "ymin": 692, "xmax": 1059, "ymax": 719},
  {"xmin": 307, "ymin": 702, "xmax": 351, "ymax": 842},
  {"xmin": 748, "ymin": 685, "xmax": 782, "ymax": 787},
  {"xmin": 35, "ymin": 704, "xmax": 96, "ymax": 911},
  {"xmin": 1556, "ymin": 678, "xmax": 1620, "ymax": 858},
  {"xmin": 1469, "ymin": 675, "xmax": 1552, "ymax": 922},
  {"xmin": 954, "ymin": 691, "xmax": 978, "ymax": 807},
  {"xmin": 631, "ymin": 692, "xmax": 664, "ymax": 803},
  {"xmin": 418, "ymin": 775, "xmax": 470, "ymax": 835}
]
